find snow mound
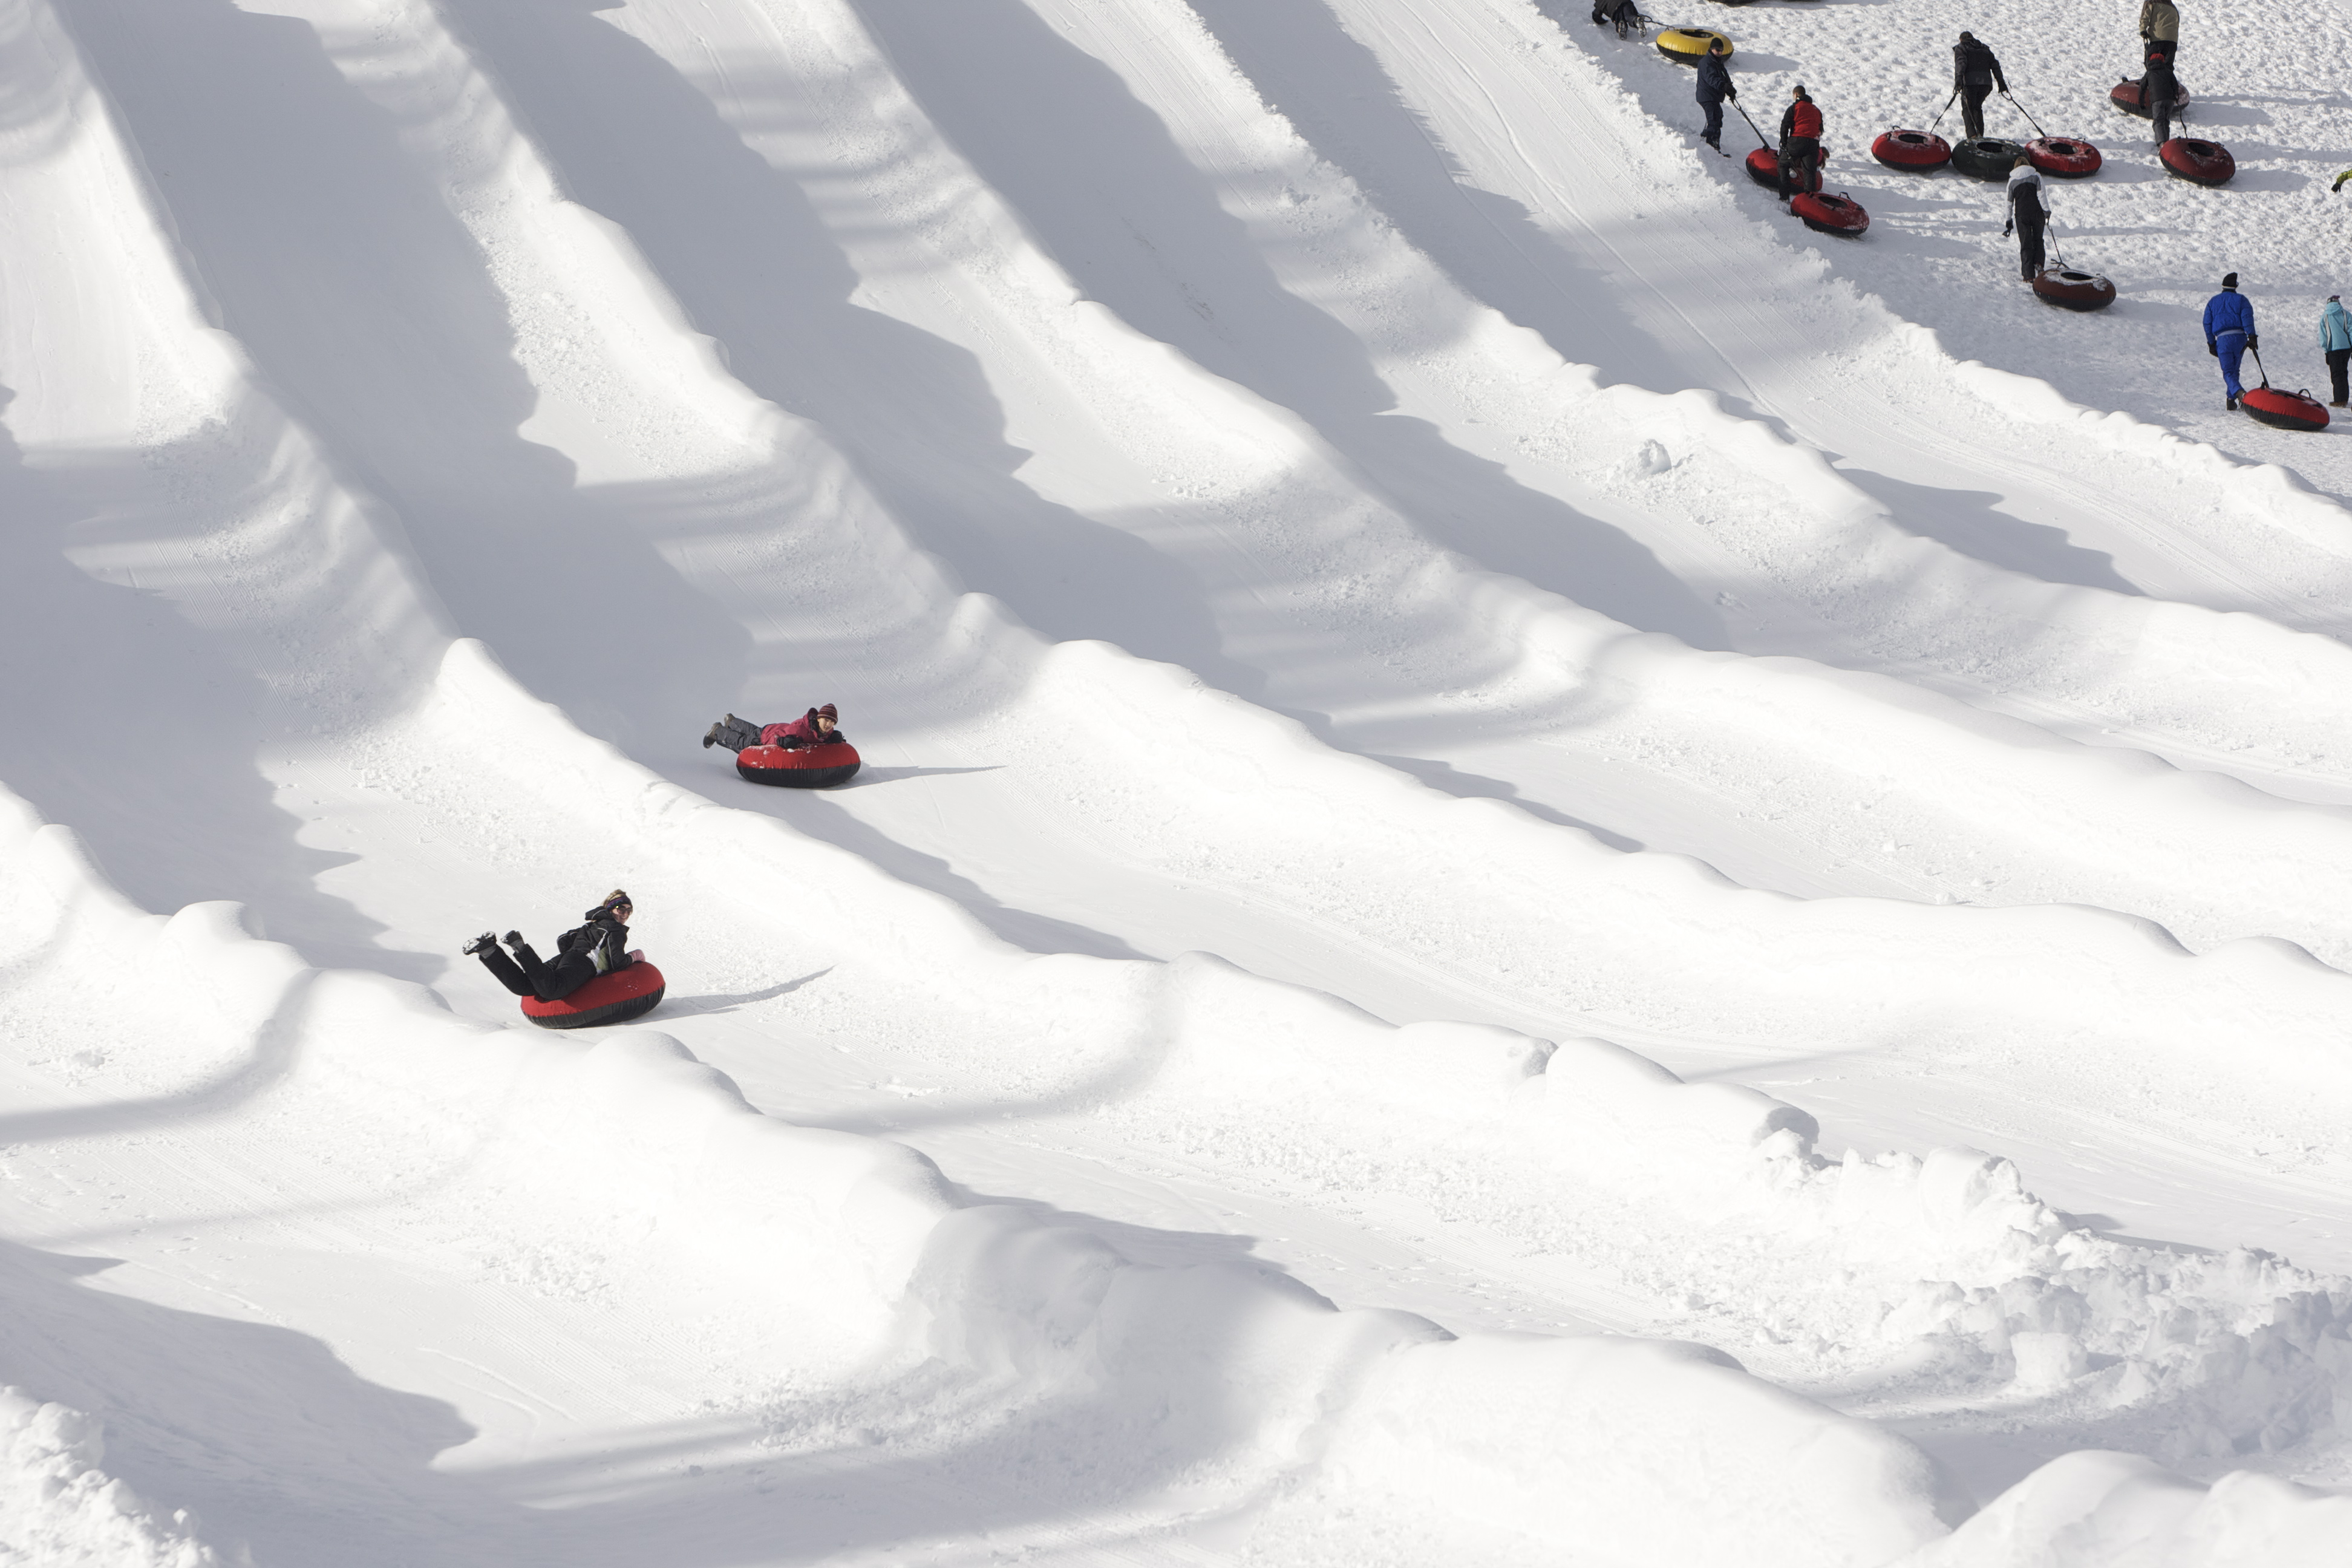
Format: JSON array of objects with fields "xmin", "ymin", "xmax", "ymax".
[
  {"xmin": 1901, "ymin": 1448, "xmax": 2352, "ymax": 1567},
  {"xmin": 0, "ymin": 1389, "xmax": 232, "ymax": 1568}
]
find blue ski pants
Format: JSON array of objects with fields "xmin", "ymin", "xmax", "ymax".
[{"xmin": 2214, "ymin": 330, "xmax": 2247, "ymax": 400}]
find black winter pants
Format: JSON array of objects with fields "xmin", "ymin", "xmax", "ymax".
[
  {"xmin": 2016, "ymin": 217, "xmax": 2045, "ymax": 281},
  {"xmin": 2329, "ymin": 348, "xmax": 2350, "ymax": 406},
  {"xmin": 2150, "ymin": 95, "xmax": 2175, "ymax": 144},
  {"xmin": 474, "ymin": 939, "xmax": 596, "ymax": 1001},
  {"xmin": 1700, "ymin": 97, "xmax": 1724, "ymax": 147},
  {"xmin": 1778, "ymin": 137, "xmax": 1818, "ymax": 198},
  {"xmin": 1960, "ymin": 84, "xmax": 1993, "ymax": 142}
]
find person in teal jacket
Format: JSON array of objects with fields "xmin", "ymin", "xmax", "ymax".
[{"xmin": 2321, "ymin": 293, "xmax": 2352, "ymax": 408}]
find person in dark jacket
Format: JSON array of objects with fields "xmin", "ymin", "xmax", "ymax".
[
  {"xmin": 466, "ymin": 891, "xmax": 635, "ymax": 1002},
  {"xmin": 2002, "ymin": 155, "xmax": 2048, "ymax": 283},
  {"xmin": 1777, "ymin": 85, "xmax": 1821, "ymax": 202},
  {"xmin": 704, "ymin": 704, "xmax": 847, "ymax": 752},
  {"xmin": 2202, "ymin": 274, "xmax": 2256, "ymax": 411},
  {"xmin": 1953, "ymin": 33, "xmax": 2008, "ymax": 143},
  {"xmin": 2143, "ymin": 48, "xmax": 2180, "ymax": 144},
  {"xmin": 1590, "ymin": 0, "xmax": 1642, "ymax": 36},
  {"xmin": 1695, "ymin": 38, "xmax": 1734, "ymax": 152}
]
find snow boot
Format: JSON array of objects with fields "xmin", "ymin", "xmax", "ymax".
[
  {"xmin": 462, "ymin": 931, "xmax": 497, "ymax": 956},
  {"xmin": 2226, "ymin": 397, "xmax": 2239, "ymax": 411}
]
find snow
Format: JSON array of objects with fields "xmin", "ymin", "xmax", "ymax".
[{"xmin": 2, "ymin": 0, "xmax": 2351, "ymax": 1560}]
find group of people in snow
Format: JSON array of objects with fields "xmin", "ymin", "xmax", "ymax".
[
  {"xmin": 2196, "ymin": 279, "xmax": 2352, "ymax": 413},
  {"xmin": 1641, "ymin": 2, "xmax": 2348, "ymax": 419},
  {"xmin": 464, "ymin": 702, "xmax": 849, "ymax": 999},
  {"xmin": 1691, "ymin": 40, "xmax": 1823, "ymax": 206}
]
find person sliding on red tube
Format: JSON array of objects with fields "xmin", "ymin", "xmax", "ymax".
[
  {"xmin": 703, "ymin": 704, "xmax": 846, "ymax": 753},
  {"xmin": 465, "ymin": 892, "xmax": 635, "ymax": 1002},
  {"xmin": 2003, "ymin": 155, "xmax": 2048, "ymax": 283},
  {"xmin": 2203, "ymin": 273, "xmax": 2256, "ymax": 412},
  {"xmin": 1952, "ymin": 33, "xmax": 2008, "ymax": 144},
  {"xmin": 1777, "ymin": 85, "xmax": 1822, "ymax": 206}
]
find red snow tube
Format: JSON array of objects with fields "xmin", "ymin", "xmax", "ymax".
[
  {"xmin": 2110, "ymin": 79, "xmax": 2189, "ymax": 118},
  {"xmin": 2027, "ymin": 137, "xmax": 2103, "ymax": 178},
  {"xmin": 521, "ymin": 960, "xmax": 666, "ymax": 1030},
  {"xmin": 2160, "ymin": 138, "xmax": 2234, "ymax": 186},
  {"xmin": 735, "ymin": 740, "xmax": 862, "ymax": 788},
  {"xmin": 1746, "ymin": 145, "xmax": 1823, "ymax": 190},
  {"xmin": 2032, "ymin": 268, "xmax": 2117, "ymax": 311},
  {"xmin": 1872, "ymin": 128, "xmax": 1951, "ymax": 171},
  {"xmin": 1791, "ymin": 191, "xmax": 1868, "ymax": 236},
  {"xmin": 2241, "ymin": 387, "xmax": 2330, "ymax": 432}
]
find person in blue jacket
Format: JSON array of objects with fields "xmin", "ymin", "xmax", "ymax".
[
  {"xmin": 2320, "ymin": 293, "xmax": 2352, "ymax": 408},
  {"xmin": 1695, "ymin": 38, "xmax": 1734, "ymax": 153},
  {"xmin": 2203, "ymin": 273, "xmax": 2256, "ymax": 411}
]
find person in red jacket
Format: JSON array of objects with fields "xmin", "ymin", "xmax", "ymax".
[
  {"xmin": 1777, "ymin": 85, "xmax": 1823, "ymax": 203},
  {"xmin": 703, "ymin": 704, "xmax": 846, "ymax": 752}
]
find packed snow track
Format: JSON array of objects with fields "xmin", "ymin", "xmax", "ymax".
[{"xmin": 2, "ymin": 0, "xmax": 2351, "ymax": 1563}]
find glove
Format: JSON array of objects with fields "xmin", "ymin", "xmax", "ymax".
[
  {"xmin": 2209, "ymin": 343, "xmax": 2218, "ymax": 356},
  {"xmin": 2335, "ymin": 172, "xmax": 2351, "ymax": 193},
  {"xmin": 2002, "ymin": 222, "xmax": 2013, "ymax": 237},
  {"xmin": 2250, "ymin": 336, "xmax": 2259, "ymax": 350}
]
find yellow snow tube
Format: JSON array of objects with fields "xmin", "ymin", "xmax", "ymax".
[{"xmin": 1657, "ymin": 27, "xmax": 1733, "ymax": 65}]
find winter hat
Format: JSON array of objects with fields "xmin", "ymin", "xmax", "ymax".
[
  {"xmin": 1958, "ymin": 31, "xmax": 1975, "ymax": 42},
  {"xmin": 591, "ymin": 889, "xmax": 632, "ymax": 919},
  {"xmin": 2222, "ymin": 273, "xmax": 2239, "ymax": 289},
  {"xmin": 1792, "ymin": 84, "xmax": 1811, "ymax": 99},
  {"xmin": 2331, "ymin": 294, "xmax": 2341, "ymax": 302},
  {"xmin": 817, "ymin": 702, "xmax": 839, "ymax": 720}
]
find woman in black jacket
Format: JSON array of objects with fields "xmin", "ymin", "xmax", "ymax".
[{"xmin": 466, "ymin": 891, "xmax": 635, "ymax": 1002}]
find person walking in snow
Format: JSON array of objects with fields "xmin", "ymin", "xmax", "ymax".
[
  {"xmin": 2203, "ymin": 273, "xmax": 2256, "ymax": 412},
  {"xmin": 704, "ymin": 704, "xmax": 848, "ymax": 753},
  {"xmin": 2142, "ymin": 47, "xmax": 2180, "ymax": 145},
  {"xmin": 2319, "ymin": 294, "xmax": 2351, "ymax": 408},
  {"xmin": 2002, "ymin": 155, "xmax": 2048, "ymax": 283},
  {"xmin": 1591, "ymin": 0, "xmax": 1642, "ymax": 38},
  {"xmin": 466, "ymin": 891, "xmax": 636, "ymax": 1002},
  {"xmin": 2141, "ymin": 0, "xmax": 2180, "ymax": 67},
  {"xmin": 1777, "ymin": 84, "xmax": 1822, "ymax": 203},
  {"xmin": 1695, "ymin": 36, "xmax": 1735, "ymax": 153},
  {"xmin": 1952, "ymin": 32, "xmax": 2008, "ymax": 143}
]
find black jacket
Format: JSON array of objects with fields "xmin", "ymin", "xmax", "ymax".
[
  {"xmin": 1954, "ymin": 39, "xmax": 2007, "ymax": 93},
  {"xmin": 555, "ymin": 914, "xmax": 632, "ymax": 977},
  {"xmin": 1696, "ymin": 54, "xmax": 1734, "ymax": 104}
]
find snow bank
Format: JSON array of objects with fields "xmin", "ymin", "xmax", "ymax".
[
  {"xmin": 0, "ymin": 1388, "xmax": 230, "ymax": 1568},
  {"xmin": 1899, "ymin": 1449, "xmax": 2352, "ymax": 1568},
  {"xmin": 0, "ymin": 776, "xmax": 1972, "ymax": 1560},
  {"xmin": 387, "ymin": 641, "xmax": 2352, "ymax": 1463}
]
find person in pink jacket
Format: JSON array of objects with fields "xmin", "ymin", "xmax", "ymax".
[{"xmin": 703, "ymin": 704, "xmax": 846, "ymax": 752}]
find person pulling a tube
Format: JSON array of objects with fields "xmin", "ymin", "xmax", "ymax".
[{"xmin": 465, "ymin": 890, "xmax": 637, "ymax": 1002}]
